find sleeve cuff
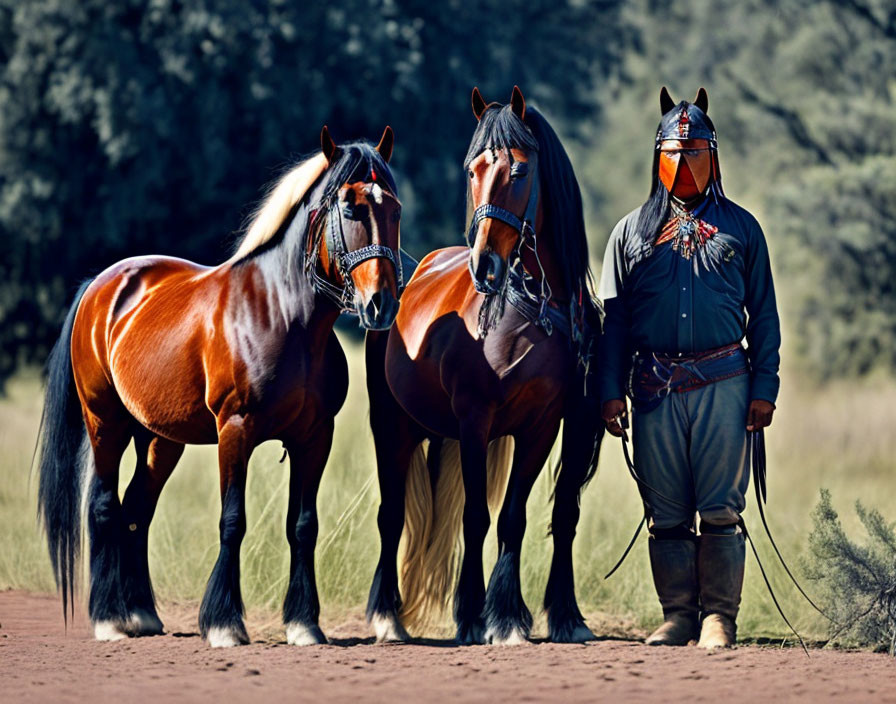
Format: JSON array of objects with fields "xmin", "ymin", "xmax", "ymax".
[{"xmin": 750, "ymin": 374, "xmax": 780, "ymax": 405}]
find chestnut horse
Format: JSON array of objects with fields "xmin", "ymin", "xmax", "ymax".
[
  {"xmin": 365, "ymin": 87, "xmax": 604, "ymax": 645},
  {"xmin": 37, "ymin": 127, "xmax": 401, "ymax": 647}
]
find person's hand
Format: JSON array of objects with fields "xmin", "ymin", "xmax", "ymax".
[
  {"xmin": 746, "ymin": 400, "xmax": 775, "ymax": 431},
  {"xmin": 601, "ymin": 399, "xmax": 628, "ymax": 437}
]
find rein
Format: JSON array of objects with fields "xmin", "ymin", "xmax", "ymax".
[
  {"xmin": 605, "ymin": 420, "xmax": 833, "ymax": 655},
  {"xmin": 306, "ymin": 193, "xmax": 403, "ymax": 312}
]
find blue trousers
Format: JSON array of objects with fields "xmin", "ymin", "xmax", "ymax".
[{"xmin": 631, "ymin": 374, "xmax": 750, "ymax": 530}]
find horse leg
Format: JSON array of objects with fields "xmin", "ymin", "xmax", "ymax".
[
  {"xmin": 199, "ymin": 416, "xmax": 253, "ymax": 647},
  {"xmin": 281, "ymin": 421, "xmax": 333, "ymax": 645},
  {"xmin": 84, "ymin": 411, "xmax": 133, "ymax": 641},
  {"xmin": 365, "ymin": 330, "xmax": 424, "ymax": 642},
  {"xmin": 453, "ymin": 416, "xmax": 492, "ymax": 645},
  {"xmin": 119, "ymin": 430, "xmax": 184, "ymax": 635},
  {"xmin": 483, "ymin": 422, "xmax": 559, "ymax": 644},
  {"xmin": 544, "ymin": 398, "xmax": 603, "ymax": 643}
]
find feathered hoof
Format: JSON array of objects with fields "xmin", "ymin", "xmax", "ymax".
[
  {"xmin": 205, "ymin": 624, "xmax": 250, "ymax": 648},
  {"xmin": 285, "ymin": 622, "xmax": 327, "ymax": 646},
  {"xmin": 484, "ymin": 625, "xmax": 530, "ymax": 646},
  {"xmin": 94, "ymin": 620, "xmax": 129, "ymax": 642},
  {"xmin": 370, "ymin": 613, "xmax": 410, "ymax": 643},
  {"xmin": 455, "ymin": 620, "xmax": 486, "ymax": 645},
  {"xmin": 549, "ymin": 620, "xmax": 596, "ymax": 644}
]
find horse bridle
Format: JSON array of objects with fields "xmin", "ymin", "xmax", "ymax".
[
  {"xmin": 308, "ymin": 187, "xmax": 403, "ymax": 311},
  {"xmin": 465, "ymin": 154, "xmax": 555, "ymax": 332}
]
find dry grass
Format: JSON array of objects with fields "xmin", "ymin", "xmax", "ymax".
[{"xmin": 1, "ymin": 335, "xmax": 894, "ymax": 643}]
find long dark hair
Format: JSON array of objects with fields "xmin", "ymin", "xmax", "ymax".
[{"xmin": 635, "ymin": 117, "xmax": 725, "ymax": 244}]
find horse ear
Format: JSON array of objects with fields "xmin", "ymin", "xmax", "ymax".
[
  {"xmin": 320, "ymin": 125, "xmax": 338, "ymax": 163},
  {"xmin": 510, "ymin": 85, "xmax": 526, "ymax": 120},
  {"xmin": 660, "ymin": 86, "xmax": 675, "ymax": 114},
  {"xmin": 376, "ymin": 126, "xmax": 394, "ymax": 163},
  {"xmin": 694, "ymin": 87, "xmax": 709, "ymax": 114},
  {"xmin": 472, "ymin": 87, "xmax": 488, "ymax": 121}
]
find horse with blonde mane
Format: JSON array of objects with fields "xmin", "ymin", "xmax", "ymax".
[
  {"xmin": 37, "ymin": 126, "xmax": 400, "ymax": 647},
  {"xmin": 365, "ymin": 88, "xmax": 604, "ymax": 645}
]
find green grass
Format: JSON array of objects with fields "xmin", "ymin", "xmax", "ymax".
[{"xmin": 2, "ymin": 334, "xmax": 894, "ymax": 641}]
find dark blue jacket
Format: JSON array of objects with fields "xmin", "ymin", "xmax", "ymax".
[{"xmin": 597, "ymin": 197, "xmax": 781, "ymax": 405}]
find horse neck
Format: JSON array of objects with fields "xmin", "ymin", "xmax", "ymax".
[{"xmin": 236, "ymin": 212, "xmax": 340, "ymax": 338}]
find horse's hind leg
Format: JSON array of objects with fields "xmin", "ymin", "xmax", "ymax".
[
  {"xmin": 281, "ymin": 420, "xmax": 333, "ymax": 646},
  {"xmin": 544, "ymin": 399, "xmax": 603, "ymax": 643},
  {"xmin": 483, "ymin": 421, "xmax": 559, "ymax": 645},
  {"xmin": 83, "ymin": 410, "xmax": 133, "ymax": 641},
  {"xmin": 199, "ymin": 416, "xmax": 253, "ymax": 647},
  {"xmin": 119, "ymin": 429, "xmax": 184, "ymax": 635}
]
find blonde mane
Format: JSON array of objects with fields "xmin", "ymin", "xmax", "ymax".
[{"xmin": 229, "ymin": 152, "xmax": 329, "ymax": 262}]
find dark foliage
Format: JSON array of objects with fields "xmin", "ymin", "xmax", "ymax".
[{"xmin": 0, "ymin": 0, "xmax": 626, "ymax": 388}]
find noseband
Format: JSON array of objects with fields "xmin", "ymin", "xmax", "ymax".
[
  {"xmin": 309, "ymin": 189, "xmax": 403, "ymax": 311},
  {"xmin": 465, "ymin": 161, "xmax": 540, "ymax": 252}
]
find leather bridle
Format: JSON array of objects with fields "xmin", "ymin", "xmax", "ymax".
[
  {"xmin": 465, "ymin": 154, "xmax": 556, "ymax": 333},
  {"xmin": 308, "ymin": 186, "xmax": 403, "ymax": 311}
]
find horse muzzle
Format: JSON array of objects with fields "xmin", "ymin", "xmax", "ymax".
[
  {"xmin": 470, "ymin": 249, "xmax": 507, "ymax": 295},
  {"xmin": 358, "ymin": 288, "xmax": 399, "ymax": 330}
]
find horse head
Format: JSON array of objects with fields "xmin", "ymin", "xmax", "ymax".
[
  {"xmin": 464, "ymin": 86, "xmax": 540, "ymax": 296},
  {"xmin": 315, "ymin": 126, "xmax": 401, "ymax": 330}
]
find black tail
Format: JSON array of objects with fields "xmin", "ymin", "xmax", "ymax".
[{"xmin": 36, "ymin": 280, "xmax": 92, "ymax": 624}]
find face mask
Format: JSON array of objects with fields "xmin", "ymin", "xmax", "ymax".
[{"xmin": 658, "ymin": 141, "xmax": 713, "ymax": 198}]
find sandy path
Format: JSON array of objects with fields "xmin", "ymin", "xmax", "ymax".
[{"xmin": 1, "ymin": 591, "xmax": 893, "ymax": 703}]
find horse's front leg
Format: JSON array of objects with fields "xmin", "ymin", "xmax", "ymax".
[
  {"xmin": 483, "ymin": 421, "xmax": 559, "ymax": 644},
  {"xmin": 199, "ymin": 414, "xmax": 253, "ymax": 647},
  {"xmin": 454, "ymin": 416, "xmax": 492, "ymax": 645},
  {"xmin": 544, "ymin": 394, "xmax": 603, "ymax": 643},
  {"xmin": 282, "ymin": 419, "xmax": 334, "ymax": 645}
]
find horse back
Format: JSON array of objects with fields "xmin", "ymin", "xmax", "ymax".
[{"xmin": 71, "ymin": 256, "xmax": 230, "ymax": 444}]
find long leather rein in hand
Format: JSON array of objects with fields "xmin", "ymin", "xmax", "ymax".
[{"xmin": 605, "ymin": 424, "xmax": 835, "ymax": 655}]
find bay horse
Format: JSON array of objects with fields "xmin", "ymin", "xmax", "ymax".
[
  {"xmin": 37, "ymin": 126, "xmax": 401, "ymax": 647},
  {"xmin": 365, "ymin": 87, "xmax": 604, "ymax": 645}
]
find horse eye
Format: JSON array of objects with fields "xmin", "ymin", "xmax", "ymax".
[
  {"xmin": 510, "ymin": 162, "xmax": 529, "ymax": 179},
  {"xmin": 468, "ymin": 169, "xmax": 475, "ymax": 180}
]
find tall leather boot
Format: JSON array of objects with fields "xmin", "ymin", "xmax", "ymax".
[
  {"xmin": 697, "ymin": 528, "xmax": 745, "ymax": 649},
  {"xmin": 645, "ymin": 536, "xmax": 699, "ymax": 646}
]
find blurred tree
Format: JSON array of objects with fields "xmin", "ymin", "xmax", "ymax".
[{"xmin": 0, "ymin": 0, "xmax": 626, "ymax": 388}]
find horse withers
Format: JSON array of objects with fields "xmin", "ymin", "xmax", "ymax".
[
  {"xmin": 365, "ymin": 87, "xmax": 604, "ymax": 645},
  {"xmin": 37, "ymin": 126, "xmax": 401, "ymax": 647}
]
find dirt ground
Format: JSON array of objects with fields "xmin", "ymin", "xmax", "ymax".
[{"xmin": 1, "ymin": 591, "xmax": 893, "ymax": 703}]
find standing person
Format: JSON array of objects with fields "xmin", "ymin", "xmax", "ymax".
[{"xmin": 597, "ymin": 87, "xmax": 781, "ymax": 648}]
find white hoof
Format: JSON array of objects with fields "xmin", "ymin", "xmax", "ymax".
[
  {"xmin": 371, "ymin": 613, "xmax": 410, "ymax": 643},
  {"xmin": 485, "ymin": 626, "xmax": 529, "ymax": 646},
  {"xmin": 285, "ymin": 622, "xmax": 326, "ymax": 646},
  {"xmin": 94, "ymin": 620, "xmax": 128, "ymax": 642},
  {"xmin": 206, "ymin": 626, "xmax": 247, "ymax": 648}
]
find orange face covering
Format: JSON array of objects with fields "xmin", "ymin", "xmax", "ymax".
[{"xmin": 658, "ymin": 139, "xmax": 713, "ymax": 199}]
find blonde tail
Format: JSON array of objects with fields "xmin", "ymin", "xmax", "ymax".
[{"xmin": 398, "ymin": 435, "xmax": 514, "ymax": 633}]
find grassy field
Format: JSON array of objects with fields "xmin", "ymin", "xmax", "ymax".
[{"xmin": 1, "ymin": 333, "xmax": 894, "ymax": 642}]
